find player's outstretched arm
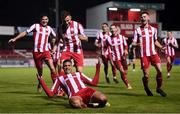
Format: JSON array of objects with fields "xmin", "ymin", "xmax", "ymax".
[
  {"xmin": 37, "ymin": 74, "xmax": 55, "ymax": 97},
  {"xmin": 8, "ymin": 31, "xmax": 27, "ymax": 44}
]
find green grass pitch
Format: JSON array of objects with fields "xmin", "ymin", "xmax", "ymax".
[{"xmin": 0, "ymin": 62, "xmax": 180, "ymax": 113}]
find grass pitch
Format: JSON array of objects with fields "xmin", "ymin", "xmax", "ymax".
[{"xmin": 0, "ymin": 63, "xmax": 180, "ymax": 113}]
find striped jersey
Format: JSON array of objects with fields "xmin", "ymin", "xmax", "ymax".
[
  {"xmin": 133, "ymin": 25, "xmax": 157, "ymax": 57},
  {"xmin": 26, "ymin": 23, "xmax": 56, "ymax": 52},
  {"xmin": 163, "ymin": 37, "xmax": 178, "ymax": 56},
  {"xmin": 96, "ymin": 32, "xmax": 112, "ymax": 56},
  {"xmin": 51, "ymin": 72, "xmax": 94, "ymax": 97},
  {"xmin": 62, "ymin": 21, "xmax": 86, "ymax": 54},
  {"xmin": 107, "ymin": 34, "xmax": 128, "ymax": 61}
]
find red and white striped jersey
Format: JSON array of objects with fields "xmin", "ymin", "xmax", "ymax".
[
  {"xmin": 133, "ymin": 25, "xmax": 157, "ymax": 57},
  {"xmin": 51, "ymin": 72, "xmax": 94, "ymax": 97},
  {"xmin": 107, "ymin": 34, "xmax": 128, "ymax": 61},
  {"xmin": 96, "ymin": 32, "xmax": 112, "ymax": 56},
  {"xmin": 163, "ymin": 37, "xmax": 178, "ymax": 56},
  {"xmin": 38, "ymin": 63, "xmax": 100, "ymax": 98},
  {"xmin": 26, "ymin": 24, "xmax": 56, "ymax": 52},
  {"xmin": 63, "ymin": 21, "xmax": 86, "ymax": 54}
]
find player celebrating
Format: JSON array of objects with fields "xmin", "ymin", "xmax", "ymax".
[
  {"xmin": 162, "ymin": 31, "xmax": 179, "ymax": 78},
  {"xmin": 133, "ymin": 12, "xmax": 167, "ymax": 97},
  {"xmin": 8, "ymin": 14, "xmax": 58, "ymax": 93},
  {"xmin": 95, "ymin": 23, "xmax": 118, "ymax": 84},
  {"xmin": 57, "ymin": 10, "xmax": 88, "ymax": 73},
  {"xmin": 37, "ymin": 59, "xmax": 108, "ymax": 108},
  {"xmin": 106, "ymin": 24, "xmax": 132, "ymax": 89}
]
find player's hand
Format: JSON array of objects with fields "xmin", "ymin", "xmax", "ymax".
[
  {"xmin": 78, "ymin": 35, "xmax": 88, "ymax": 41},
  {"xmin": 8, "ymin": 38, "xmax": 16, "ymax": 44},
  {"xmin": 160, "ymin": 46, "xmax": 166, "ymax": 53},
  {"xmin": 36, "ymin": 74, "xmax": 42, "ymax": 80},
  {"xmin": 124, "ymin": 50, "xmax": 128, "ymax": 55}
]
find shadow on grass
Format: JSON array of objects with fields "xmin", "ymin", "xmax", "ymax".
[
  {"xmin": 1, "ymin": 91, "xmax": 36, "ymax": 95},
  {"xmin": 105, "ymin": 91, "xmax": 145, "ymax": 97},
  {"xmin": 95, "ymin": 85, "xmax": 119, "ymax": 89},
  {"xmin": 33, "ymin": 95, "xmax": 73, "ymax": 108}
]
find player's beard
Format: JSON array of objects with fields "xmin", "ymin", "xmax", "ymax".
[{"xmin": 65, "ymin": 69, "xmax": 71, "ymax": 74}]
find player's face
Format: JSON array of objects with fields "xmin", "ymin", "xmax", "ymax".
[
  {"xmin": 110, "ymin": 25, "xmax": 117, "ymax": 35},
  {"xmin": 64, "ymin": 15, "xmax": 72, "ymax": 26},
  {"xmin": 63, "ymin": 61, "xmax": 72, "ymax": 74},
  {"xmin": 167, "ymin": 32, "xmax": 172, "ymax": 38},
  {"xmin": 140, "ymin": 14, "xmax": 149, "ymax": 25},
  {"xmin": 102, "ymin": 24, "xmax": 109, "ymax": 32},
  {"xmin": 40, "ymin": 16, "xmax": 49, "ymax": 27}
]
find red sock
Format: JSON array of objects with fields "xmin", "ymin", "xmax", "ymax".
[
  {"xmin": 156, "ymin": 72, "xmax": 162, "ymax": 89},
  {"xmin": 121, "ymin": 72, "xmax": 129, "ymax": 86},
  {"xmin": 91, "ymin": 63, "xmax": 101, "ymax": 86}
]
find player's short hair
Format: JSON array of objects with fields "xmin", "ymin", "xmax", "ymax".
[
  {"xmin": 102, "ymin": 22, "xmax": 109, "ymax": 26},
  {"xmin": 110, "ymin": 24, "xmax": 117, "ymax": 27},
  {"xmin": 167, "ymin": 30, "xmax": 172, "ymax": 33},
  {"xmin": 140, "ymin": 11, "xmax": 149, "ymax": 16},
  {"xmin": 61, "ymin": 10, "xmax": 71, "ymax": 20},
  {"xmin": 63, "ymin": 59, "xmax": 72, "ymax": 65},
  {"xmin": 39, "ymin": 13, "xmax": 49, "ymax": 20}
]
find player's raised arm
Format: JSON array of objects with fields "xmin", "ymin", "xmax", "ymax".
[
  {"xmin": 37, "ymin": 74, "xmax": 59, "ymax": 97},
  {"xmin": 80, "ymin": 59, "xmax": 101, "ymax": 86}
]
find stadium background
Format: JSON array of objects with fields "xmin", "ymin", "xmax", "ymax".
[{"xmin": 0, "ymin": 0, "xmax": 180, "ymax": 67}]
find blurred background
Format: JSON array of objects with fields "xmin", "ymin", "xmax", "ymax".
[{"xmin": 0, "ymin": 0, "xmax": 180, "ymax": 67}]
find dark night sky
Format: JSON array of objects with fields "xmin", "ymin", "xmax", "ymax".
[{"xmin": 0, "ymin": 0, "xmax": 179, "ymax": 30}]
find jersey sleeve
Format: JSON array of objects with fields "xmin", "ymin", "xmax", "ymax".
[
  {"xmin": 78, "ymin": 23, "xmax": 86, "ymax": 37},
  {"xmin": 95, "ymin": 32, "xmax": 101, "ymax": 44},
  {"xmin": 174, "ymin": 38, "xmax": 178, "ymax": 46},
  {"xmin": 123, "ymin": 35, "xmax": 128, "ymax": 50},
  {"xmin": 153, "ymin": 27, "xmax": 158, "ymax": 40},
  {"xmin": 133, "ymin": 29, "xmax": 138, "ymax": 43},
  {"xmin": 26, "ymin": 24, "xmax": 36, "ymax": 34}
]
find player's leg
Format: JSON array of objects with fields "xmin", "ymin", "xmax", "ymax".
[
  {"xmin": 114, "ymin": 60, "xmax": 132, "ymax": 89},
  {"xmin": 44, "ymin": 52, "xmax": 58, "ymax": 83},
  {"xmin": 90, "ymin": 91, "xmax": 107, "ymax": 107},
  {"xmin": 132, "ymin": 59, "xmax": 136, "ymax": 71},
  {"xmin": 33, "ymin": 52, "xmax": 43, "ymax": 93},
  {"xmin": 108, "ymin": 55, "xmax": 118, "ymax": 83},
  {"xmin": 152, "ymin": 54, "xmax": 167, "ymax": 97},
  {"xmin": 141, "ymin": 56, "xmax": 153, "ymax": 96},
  {"xmin": 110, "ymin": 62, "xmax": 118, "ymax": 83},
  {"xmin": 102, "ymin": 56, "xmax": 110, "ymax": 83},
  {"xmin": 166, "ymin": 56, "xmax": 171, "ymax": 77},
  {"xmin": 154, "ymin": 63, "xmax": 167, "ymax": 97},
  {"xmin": 72, "ymin": 52, "xmax": 84, "ymax": 72}
]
